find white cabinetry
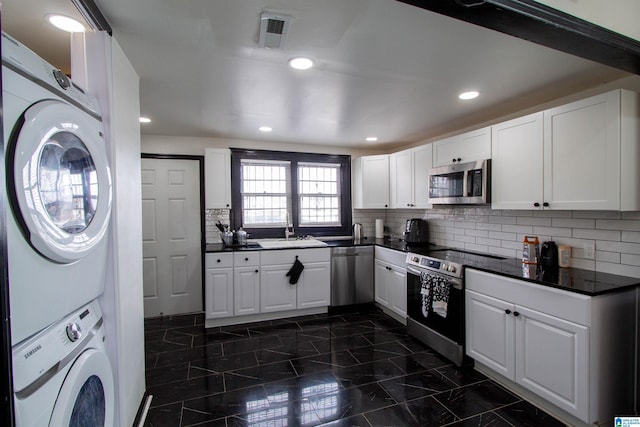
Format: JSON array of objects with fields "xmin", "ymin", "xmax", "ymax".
[
  {"xmin": 390, "ymin": 144, "xmax": 432, "ymax": 209},
  {"xmin": 491, "ymin": 113, "xmax": 544, "ymax": 210},
  {"xmin": 260, "ymin": 248, "xmax": 330, "ymax": 314},
  {"xmin": 432, "ymin": 127, "xmax": 491, "ymax": 167},
  {"xmin": 233, "ymin": 252, "xmax": 260, "ymax": 316},
  {"xmin": 204, "ymin": 148, "xmax": 231, "ymax": 209},
  {"xmin": 374, "ymin": 246, "xmax": 406, "ymax": 323},
  {"xmin": 466, "ymin": 269, "xmax": 636, "ymax": 425},
  {"xmin": 205, "ymin": 253, "xmax": 233, "ymax": 319},
  {"xmin": 352, "ymin": 155, "xmax": 390, "ymax": 208},
  {"xmin": 492, "ymin": 89, "xmax": 640, "ymax": 210}
]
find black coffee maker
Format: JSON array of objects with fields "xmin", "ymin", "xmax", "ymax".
[
  {"xmin": 404, "ymin": 219, "xmax": 428, "ymax": 244},
  {"xmin": 540, "ymin": 241, "xmax": 559, "ymax": 270}
]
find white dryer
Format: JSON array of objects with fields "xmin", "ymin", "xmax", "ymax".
[
  {"xmin": 2, "ymin": 32, "xmax": 113, "ymax": 345},
  {"xmin": 12, "ymin": 299, "xmax": 115, "ymax": 426}
]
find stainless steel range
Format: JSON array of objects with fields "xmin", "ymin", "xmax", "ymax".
[{"xmin": 405, "ymin": 251, "xmax": 465, "ymax": 366}]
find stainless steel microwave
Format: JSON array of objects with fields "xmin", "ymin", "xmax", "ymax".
[{"xmin": 428, "ymin": 159, "xmax": 490, "ymax": 205}]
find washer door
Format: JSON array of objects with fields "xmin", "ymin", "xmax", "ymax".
[
  {"xmin": 48, "ymin": 348, "xmax": 114, "ymax": 427},
  {"xmin": 8, "ymin": 99, "xmax": 112, "ymax": 263}
]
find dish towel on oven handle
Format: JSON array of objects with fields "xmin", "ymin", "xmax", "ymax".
[
  {"xmin": 432, "ymin": 276, "xmax": 450, "ymax": 318},
  {"xmin": 419, "ymin": 272, "xmax": 431, "ymax": 318}
]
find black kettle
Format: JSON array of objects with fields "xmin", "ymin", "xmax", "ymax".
[{"xmin": 540, "ymin": 241, "xmax": 558, "ymax": 270}]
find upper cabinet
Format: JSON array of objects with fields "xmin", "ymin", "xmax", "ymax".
[
  {"xmin": 204, "ymin": 148, "xmax": 231, "ymax": 209},
  {"xmin": 390, "ymin": 145, "xmax": 432, "ymax": 209},
  {"xmin": 492, "ymin": 89, "xmax": 640, "ymax": 211},
  {"xmin": 353, "ymin": 155, "xmax": 390, "ymax": 208},
  {"xmin": 432, "ymin": 127, "xmax": 491, "ymax": 167}
]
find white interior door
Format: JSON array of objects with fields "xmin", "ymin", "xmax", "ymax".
[{"xmin": 141, "ymin": 158, "xmax": 202, "ymax": 317}]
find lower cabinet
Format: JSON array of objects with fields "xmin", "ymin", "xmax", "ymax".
[
  {"xmin": 205, "ymin": 248, "xmax": 331, "ymax": 322},
  {"xmin": 374, "ymin": 247, "xmax": 406, "ymax": 321},
  {"xmin": 261, "ymin": 248, "xmax": 331, "ymax": 313},
  {"xmin": 466, "ymin": 269, "xmax": 635, "ymax": 425},
  {"xmin": 205, "ymin": 253, "xmax": 234, "ymax": 319}
]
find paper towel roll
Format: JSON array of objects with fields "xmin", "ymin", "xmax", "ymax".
[{"xmin": 375, "ymin": 219, "xmax": 384, "ymax": 238}]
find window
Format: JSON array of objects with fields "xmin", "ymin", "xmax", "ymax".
[{"xmin": 231, "ymin": 149, "xmax": 351, "ymax": 238}]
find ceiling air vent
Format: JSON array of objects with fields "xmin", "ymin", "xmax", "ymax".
[{"xmin": 258, "ymin": 12, "xmax": 292, "ymax": 49}]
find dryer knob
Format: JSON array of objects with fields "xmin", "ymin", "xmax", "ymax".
[
  {"xmin": 66, "ymin": 323, "xmax": 82, "ymax": 342},
  {"xmin": 53, "ymin": 69, "xmax": 70, "ymax": 90}
]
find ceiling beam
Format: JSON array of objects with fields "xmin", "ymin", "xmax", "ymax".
[{"xmin": 397, "ymin": 0, "xmax": 640, "ymax": 75}]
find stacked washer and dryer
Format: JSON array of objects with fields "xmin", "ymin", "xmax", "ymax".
[{"xmin": 2, "ymin": 32, "xmax": 115, "ymax": 426}]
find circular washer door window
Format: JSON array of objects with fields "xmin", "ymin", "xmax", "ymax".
[
  {"xmin": 49, "ymin": 348, "xmax": 115, "ymax": 426},
  {"xmin": 9, "ymin": 99, "xmax": 112, "ymax": 263}
]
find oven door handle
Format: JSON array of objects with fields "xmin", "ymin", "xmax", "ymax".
[{"xmin": 406, "ymin": 265, "xmax": 463, "ymax": 290}]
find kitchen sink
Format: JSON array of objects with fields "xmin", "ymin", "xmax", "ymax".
[{"xmin": 257, "ymin": 239, "xmax": 328, "ymax": 249}]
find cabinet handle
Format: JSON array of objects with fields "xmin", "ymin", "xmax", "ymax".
[
  {"xmin": 226, "ymin": 204, "xmax": 230, "ymax": 207},
  {"xmin": 457, "ymin": 157, "xmax": 462, "ymax": 162},
  {"xmin": 255, "ymin": 269, "xmax": 259, "ymax": 273},
  {"xmin": 245, "ymin": 257, "xmax": 249, "ymax": 261},
  {"xmin": 452, "ymin": 158, "xmax": 457, "ymax": 163},
  {"xmin": 533, "ymin": 202, "xmax": 540, "ymax": 207},
  {"xmin": 217, "ymin": 259, "xmax": 221, "ymax": 263},
  {"xmin": 513, "ymin": 311, "xmax": 520, "ymax": 317},
  {"xmin": 505, "ymin": 309, "xmax": 511, "ymax": 315},
  {"xmin": 385, "ymin": 204, "xmax": 388, "ymax": 208},
  {"xmin": 543, "ymin": 202, "xmax": 549, "ymax": 207}
]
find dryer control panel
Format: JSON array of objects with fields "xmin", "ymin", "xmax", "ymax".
[{"xmin": 12, "ymin": 300, "xmax": 103, "ymax": 395}]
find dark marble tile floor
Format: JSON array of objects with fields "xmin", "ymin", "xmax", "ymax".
[{"xmin": 144, "ymin": 308, "xmax": 567, "ymax": 427}]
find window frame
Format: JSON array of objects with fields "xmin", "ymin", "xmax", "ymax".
[{"xmin": 231, "ymin": 148, "xmax": 352, "ymax": 238}]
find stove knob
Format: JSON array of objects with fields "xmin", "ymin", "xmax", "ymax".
[
  {"xmin": 449, "ymin": 265, "xmax": 457, "ymax": 273},
  {"xmin": 442, "ymin": 264, "xmax": 448, "ymax": 272},
  {"xmin": 66, "ymin": 323, "xmax": 82, "ymax": 342}
]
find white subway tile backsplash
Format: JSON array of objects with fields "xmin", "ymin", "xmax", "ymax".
[
  {"xmin": 596, "ymin": 251, "xmax": 621, "ymax": 263},
  {"xmin": 371, "ymin": 205, "xmax": 640, "ymax": 278},
  {"xmin": 622, "ymin": 231, "xmax": 640, "ymax": 243},
  {"xmin": 572, "ymin": 229, "xmax": 621, "ymax": 241},
  {"xmin": 596, "ymin": 220, "xmax": 640, "ymax": 231}
]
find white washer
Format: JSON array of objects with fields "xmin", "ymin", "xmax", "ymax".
[
  {"xmin": 2, "ymin": 32, "xmax": 112, "ymax": 345},
  {"xmin": 12, "ymin": 300, "xmax": 115, "ymax": 426}
]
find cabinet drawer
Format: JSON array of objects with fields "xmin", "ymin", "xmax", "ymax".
[
  {"xmin": 466, "ymin": 269, "xmax": 590, "ymax": 326},
  {"xmin": 375, "ymin": 246, "xmax": 406, "ymax": 267},
  {"xmin": 261, "ymin": 247, "xmax": 330, "ymax": 265},
  {"xmin": 206, "ymin": 252, "xmax": 233, "ymax": 268},
  {"xmin": 234, "ymin": 252, "xmax": 260, "ymax": 267}
]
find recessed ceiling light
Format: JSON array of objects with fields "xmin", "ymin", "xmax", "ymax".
[
  {"xmin": 366, "ymin": 136, "xmax": 378, "ymax": 142},
  {"xmin": 259, "ymin": 126, "xmax": 273, "ymax": 132},
  {"xmin": 459, "ymin": 91, "xmax": 480, "ymax": 100},
  {"xmin": 46, "ymin": 14, "xmax": 86, "ymax": 33},
  {"xmin": 288, "ymin": 57, "xmax": 314, "ymax": 70},
  {"xmin": 139, "ymin": 117, "xmax": 151, "ymax": 123}
]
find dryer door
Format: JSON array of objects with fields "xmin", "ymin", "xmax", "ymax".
[
  {"xmin": 48, "ymin": 348, "xmax": 115, "ymax": 426},
  {"xmin": 8, "ymin": 99, "xmax": 112, "ymax": 263}
]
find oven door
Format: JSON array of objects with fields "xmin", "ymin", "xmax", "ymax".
[{"xmin": 406, "ymin": 265, "xmax": 463, "ymax": 345}]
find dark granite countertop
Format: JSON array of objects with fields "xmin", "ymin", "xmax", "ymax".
[{"xmin": 206, "ymin": 237, "xmax": 640, "ymax": 297}]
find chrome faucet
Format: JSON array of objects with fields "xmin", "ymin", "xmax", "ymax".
[{"xmin": 285, "ymin": 212, "xmax": 294, "ymax": 240}]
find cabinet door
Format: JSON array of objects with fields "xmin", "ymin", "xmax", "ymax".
[
  {"xmin": 205, "ymin": 267, "xmax": 233, "ymax": 319},
  {"xmin": 543, "ymin": 91, "xmax": 620, "ymax": 210},
  {"xmin": 260, "ymin": 264, "xmax": 297, "ymax": 313},
  {"xmin": 491, "ymin": 113, "xmax": 544, "ymax": 210},
  {"xmin": 297, "ymin": 262, "xmax": 330, "ymax": 309},
  {"xmin": 515, "ymin": 305, "xmax": 589, "ymax": 419},
  {"xmin": 390, "ymin": 149, "xmax": 414, "ymax": 208},
  {"xmin": 234, "ymin": 267, "xmax": 260, "ymax": 316},
  {"xmin": 465, "ymin": 290, "xmax": 515, "ymax": 380},
  {"xmin": 204, "ymin": 148, "xmax": 231, "ymax": 209},
  {"xmin": 388, "ymin": 266, "xmax": 407, "ymax": 318},
  {"xmin": 374, "ymin": 260, "xmax": 390, "ymax": 308},
  {"xmin": 433, "ymin": 127, "xmax": 491, "ymax": 167},
  {"xmin": 354, "ymin": 155, "xmax": 390, "ymax": 208},
  {"xmin": 412, "ymin": 144, "xmax": 433, "ymax": 209}
]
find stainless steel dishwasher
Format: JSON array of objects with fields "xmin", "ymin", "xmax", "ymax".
[{"xmin": 330, "ymin": 245, "xmax": 374, "ymax": 306}]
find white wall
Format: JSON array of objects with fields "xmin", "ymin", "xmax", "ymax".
[
  {"xmin": 78, "ymin": 32, "xmax": 145, "ymax": 427},
  {"xmin": 534, "ymin": 0, "xmax": 640, "ymax": 41}
]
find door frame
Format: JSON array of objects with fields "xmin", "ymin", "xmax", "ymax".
[{"xmin": 141, "ymin": 153, "xmax": 206, "ymax": 312}]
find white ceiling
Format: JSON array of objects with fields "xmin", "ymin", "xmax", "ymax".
[{"xmin": 2, "ymin": 0, "xmax": 630, "ymax": 149}]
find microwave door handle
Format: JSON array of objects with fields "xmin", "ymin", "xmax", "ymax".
[{"xmin": 462, "ymin": 170, "xmax": 469, "ymax": 197}]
